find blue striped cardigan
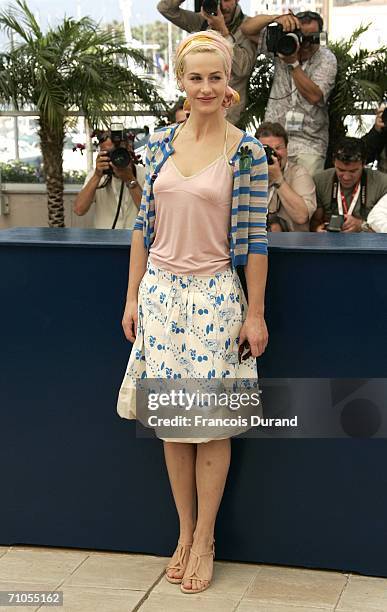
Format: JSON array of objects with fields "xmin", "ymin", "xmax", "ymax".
[{"xmin": 133, "ymin": 124, "xmax": 268, "ymax": 267}]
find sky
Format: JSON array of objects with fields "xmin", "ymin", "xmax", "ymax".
[{"xmin": 0, "ymin": 1, "xmax": 251, "ymax": 28}]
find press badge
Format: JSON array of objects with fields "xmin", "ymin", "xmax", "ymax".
[{"xmin": 285, "ymin": 110, "xmax": 304, "ymax": 133}]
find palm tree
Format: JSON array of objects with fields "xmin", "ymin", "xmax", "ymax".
[
  {"xmin": 0, "ymin": 0, "xmax": 165, "ymax": 227},
  {"xmin": 326, "ymin": 25, "xmax": 387, "ymax": 164},
  {"xmin": 238, "ymin": 54, "xmax": 274, "ymax": 132}
]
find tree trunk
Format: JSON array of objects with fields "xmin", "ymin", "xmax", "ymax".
[{"xmin": 39, "ymin": 119, "xmax": 65, "ymax": 227}]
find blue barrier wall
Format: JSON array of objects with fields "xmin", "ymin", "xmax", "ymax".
[{"xmin": 0, "ymin": 228, "xmax": 386, "ymax": 576}]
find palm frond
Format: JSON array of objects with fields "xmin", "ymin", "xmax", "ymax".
[{"xmin": 0, "ymin": 0, "xmax": 168, "ymax": 226}]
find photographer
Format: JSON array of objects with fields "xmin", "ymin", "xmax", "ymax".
[
  {"xmin": 310, "ymin": 137, "xmax": 387, "ymax": 232},
  {"xmin": 256, "ymin": 122, "xmax": 316, "ymax": 231},
  {"xmin": 73, "ymin": 129, "xmax": 145, "ymax": 230},
  {"xmin": 242, "ymin": 10, "xmax": 337, "ymax": 175},
  {"xmin": 363, "ymin": 105, "xmax": 387, "ymax": 174},
  {"xmin": 157, "ymin": 0, "xmax": 258, "ymax": 124}
]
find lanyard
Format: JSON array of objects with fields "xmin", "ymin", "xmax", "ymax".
[{"xmin": 337, "ymin": 181, "xmax": 361, "ymax": 216}]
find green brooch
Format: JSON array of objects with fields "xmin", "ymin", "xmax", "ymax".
[{"xmin": 239, "ymin": 146, "xmax": 252, "ymax": 171}]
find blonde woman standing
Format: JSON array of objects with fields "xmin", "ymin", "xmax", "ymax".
[{"xmin": 117, "ymin": 30, "xmax": 269, "ymax": 594}]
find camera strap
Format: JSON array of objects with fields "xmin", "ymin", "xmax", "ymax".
[
  {"xmin": 111, "ymin": 180, "xmax": 125, "ymax": 230},
  {"xmin": 331, "ymin": 171, "xmax": 367, "ymax": 217}
]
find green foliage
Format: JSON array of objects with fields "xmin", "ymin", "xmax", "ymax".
[
  {"xmin": 238, "ymin": 54, "xmax": 274, "ymax": 132},
  {"xmin": 0, "ymin": 0, "xmax": 167, "ymax": 224},
  {"xmin": 63, "ymin": 170, "xmax": 87, "ymax": 184},
  {"xmin": 0, "ymin": 161, "xmax": 86, "ymax": 183},
  {"xmin": 0, "ymin": 0, "xmax": 167, "ymax": 132},
  {"xmin": 0, "ymin": 161, "xmax": 40, "ymax": 182},
  {"xmin": 326, "ymin": 25, "xmax": 387, "ymax": 162}
]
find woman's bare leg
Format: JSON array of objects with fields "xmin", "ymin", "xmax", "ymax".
[
  {"xmin": 163, "ymin": 441, "xmax": 197, "ymax": 579},
  {"xmin": 182, "ymin": 438, "xmax": 231, "ymax": 591}
]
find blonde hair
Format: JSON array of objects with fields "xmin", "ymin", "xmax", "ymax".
[{"xmin": 175, "ymin": 30, "xmax": 240, "ymax": 111}]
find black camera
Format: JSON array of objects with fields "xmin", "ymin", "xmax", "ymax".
[
  {"xmin": 266, "ymin": 23, "xmax": 324, "ymax": 56},
  {"xmin": 382, "ymin": 107, "xmax": 387, "ymax": 128},
  {"xmin": 103, "ymin": 123, "xmax": 131, "ymax": 176},
  {"xmin": 326, "ymin": 214, "xmax": 345, "ymax": 232},
  {"xmin": 263, "ymin": 144, "xmax": 279, "ymax": 166},
  {"xmin": 202, "ymin": 0, "xmax": 219, "ymax": 16}
]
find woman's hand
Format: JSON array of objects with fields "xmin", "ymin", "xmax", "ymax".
[
  {"xmin": 239, "ymin": 314, "xmax": 268, "ymax": 359},
  {"xmin": 122, "ymin": 299, "xmax": 138, "ymax": 342}
]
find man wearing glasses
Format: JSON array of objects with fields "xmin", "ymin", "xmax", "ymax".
[
  {"xmin": 256, "ymin": 122, "xmax": 316, "ymax": 231},
  {"xmin": 242, "ymin": 11, "xmax": 337, "ymax": 176}
]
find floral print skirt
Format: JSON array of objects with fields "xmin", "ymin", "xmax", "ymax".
[{"xmin": 116, "ymin": 258, "xmax": 258, "ymax": 443}]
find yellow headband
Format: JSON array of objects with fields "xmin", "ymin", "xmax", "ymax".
[{"xmin": 175, "ymin": 30, "xmax": 233, "ymax": 81}]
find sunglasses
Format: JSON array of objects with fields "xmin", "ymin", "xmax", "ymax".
[{"xmin": 296, "ymin": 11, "xmax": 323, "ymax": 29}]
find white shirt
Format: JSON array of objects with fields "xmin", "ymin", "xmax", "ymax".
[
  {"xmin": 367, "ymin": 193, "xmax": 387, "ymax": 233},
  {"xmin": 84, "ymin": 164, "xmax": 145, "ymax": 230}
]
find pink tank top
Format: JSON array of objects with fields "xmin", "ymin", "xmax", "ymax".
[{"xmin": 149, "ymin": 125, "xmax": 233, "ymax": 275}]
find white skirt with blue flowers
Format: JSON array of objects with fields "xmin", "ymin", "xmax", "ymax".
[{"xmin": 116, "ymin": 258, "xmax": 258, "ymax": 442}]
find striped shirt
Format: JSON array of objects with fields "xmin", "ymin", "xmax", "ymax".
[{"xmin": 133, "ymin": 124, "xmax": 268, "ymax": 267}]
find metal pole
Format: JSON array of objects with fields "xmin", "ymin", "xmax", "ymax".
[
  {"xmin": 10, "ymin": 31, "xmax": 20, "ymax": 162},
  {"xmin": 168, "ymin": 21, "xmax": 173, "ymax": 94},
  {"xmin": 84, "ymin": 117, "xmax": 93, "ymax": 173},
  {"xmin": 13, "ymin": 116, "xmax": 20, "ymax": 162},
  {"xmin": 327, "ymin": 0, "xmax": 333, "ymax": 38}
]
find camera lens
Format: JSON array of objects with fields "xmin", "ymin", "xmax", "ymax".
[
  {"xmin": 202, "ymin": 0, "xmax": 219, "ymax": 15},
  {"xmin": 110, "ymin": 147, "xmax": 130, "ymax": 168},
  {"xmin": 263, "ymin": 145, "xmax": 275, "ymax": 165},
  {"xmin": 277, "ymin": 33, "xmax": 299, "ymax": 56}
]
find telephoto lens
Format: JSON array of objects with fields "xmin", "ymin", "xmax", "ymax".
[
  {"xmin": 277, "ymin": 32, "xmax": 300, "ymax": 56},
  {"xmin": 109, "ymin": 148, "xmax": 131, "ymax": 169}
]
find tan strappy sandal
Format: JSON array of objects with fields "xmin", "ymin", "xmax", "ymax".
[
  {"xmin": 165, "ymin": 541, "xmax": 193, "ymax": 584},
  {"xmin": 180, "ymin": 540, "xmax": 215, "ymax": 594}
]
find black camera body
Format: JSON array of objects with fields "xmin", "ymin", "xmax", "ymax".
[
  {"xmin": 201, "ymin": 0, "xmax": 219, "ymax": 16},
  {"xmin": 266, "ymin": 23, "xmax": 323, "ymax": 56},
  {"xmin": 103, "ymin": 123, "xmax": 131, "ymax": 176},
  {"xmin": 326, "ymin": 214, "xmax": 345, "ymax": 232},
  {"xmin": 263, "ymin": 144, "xmax": 279, "ymax": 166}
]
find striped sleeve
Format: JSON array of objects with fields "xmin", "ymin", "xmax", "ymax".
[
  {"xmin": 133, "ymin": 139, "xmax": 153, "ymax": 232},
  {"xmin": 248, "ymin": 141, "xmax": 268, "ymax": 255}
]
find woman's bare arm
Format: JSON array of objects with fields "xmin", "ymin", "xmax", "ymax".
[{"xmin": 122, "ymin": 230, "xmax": 148, "ymax": 342}]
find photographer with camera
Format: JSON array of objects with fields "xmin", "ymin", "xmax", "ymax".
[
  {"xmin": 256, "ymin": 122, "xmax": 316, "ymax": 231},
  {"xmin": 363, "ymin": 105, "xmax": 387, "ymax": 174},
  {"xmin": 157, "ymin": 0, "xmax": 258, "ymax": 124},
  {"xmin": 310, "ymin": 137, "xmax": 387, "ymax": 232},
  {"xmin": 73, "ymin": 126, "xmax": 145, "ymax": 230},
  {"xmin": 242, "ymin": 10, "xmax": 337, "ymax": 176}
]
